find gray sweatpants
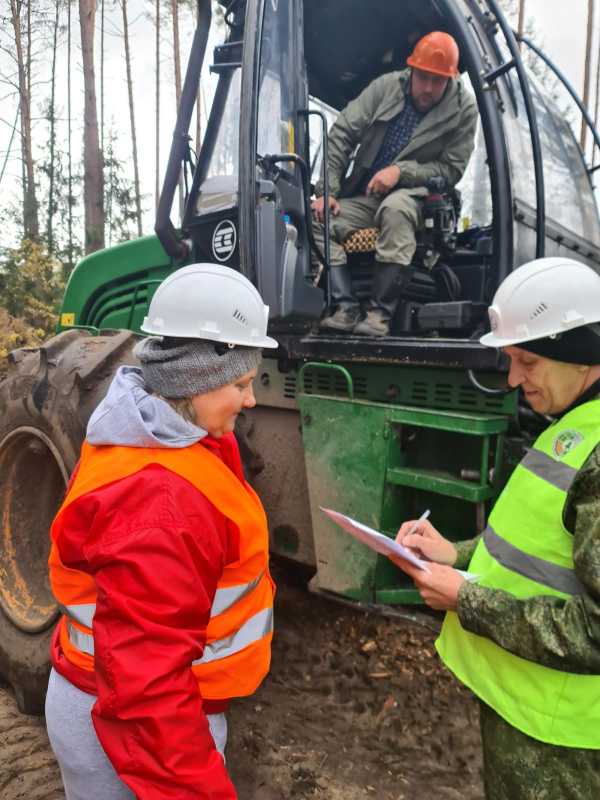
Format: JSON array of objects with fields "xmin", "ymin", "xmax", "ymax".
[
  {"xmin": 312, "ymin": 188, "xmax": 423, "ymax": 266},
  {"xmin": 45, "ymin": 668, "xmax": 228, "ymax": 800}
]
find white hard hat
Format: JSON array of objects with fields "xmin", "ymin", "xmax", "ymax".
[
  {"xmin": 480, "ymin": 257, "xmax": 600, "ymax": 349},
  {"xmin": 141, "ymin": 263, "xmax": 278, "ymax": 348}
]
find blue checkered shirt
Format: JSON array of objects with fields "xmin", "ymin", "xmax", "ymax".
[{"xmin": 361, "ymin": 98, "xmax": 425, "ymax": 192}]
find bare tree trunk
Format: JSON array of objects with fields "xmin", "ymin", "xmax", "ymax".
[
  {"xmin": 581, "ymin": 0, "xmax": 595, "ymax": 152},
  {"xmin": 10, "ymin": 0, "xmax": 39, "ymax": 240},
  {"xmin": 517, "ymin": 0, "xmax": 526, "ymax": 48},
  {"xmin": 171, "ymin": 0, "xmax": 184, "ymax": 219},
  {"xmin": 155, "ymin": 0, "xmax": 160, "ymax": 213},
  {"xmin": 121, "ymin": 0, "xmax": 143, "ymax": 237},
  {"xmin": 67, "ymin": 0, "xmax": 74, "ymax": 275},
  {"xmin": 79, "ymin": 0, "xmax": 105, "ymax": 253},
  {"xmin": 26, "ymin": 0, "xmax": 31, "ymax": 109},
  {"xmin": 47, "ymin": 0, "xmax": 60, "ymax": 252},
  {"xmin": 100, "ymin": 0, "xmax": 105, "ymax": 154}
]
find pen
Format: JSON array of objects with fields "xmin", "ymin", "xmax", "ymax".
[{"xmin": 406, "ymin": 508, "xmax": 431, "ymax": 538}]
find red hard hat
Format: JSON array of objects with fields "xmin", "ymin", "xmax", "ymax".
[{"xmin": 406, "ymin": 32, "xmax": 460, "ymax": 79}]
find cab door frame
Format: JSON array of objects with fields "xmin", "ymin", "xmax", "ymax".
[{"xmin": 238, "ymin": 0, "xmax": 323, "ymax": 325}]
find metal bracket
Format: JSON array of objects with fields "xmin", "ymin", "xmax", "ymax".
[{"xmin": 483, "ymin": 59, "xmax": 516, "ymax": 85}]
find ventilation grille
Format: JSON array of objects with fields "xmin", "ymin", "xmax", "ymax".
[
  {"xmin": 530, "ymin": 302, "xmax": 548, "ymax": 320},
  {"xmin": 292, "ymin": 367, "xmax": 514, "ymax": 414}
]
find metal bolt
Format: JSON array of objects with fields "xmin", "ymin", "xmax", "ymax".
[
  {"xmin": 27, "ymin": 440, "xmax": 46, "ymax": 456},
  {"xmin": 461, "ymin": 469, "xmax": 481, "ymax": 482}
]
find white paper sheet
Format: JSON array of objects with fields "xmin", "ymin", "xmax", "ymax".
[
  {"xmin": 320, "ymin": 507, "xmax": 480, "ymax": 583},
  {"xmin": 320, "ymin": 507, "xmax": 430, "ymax": 572}
]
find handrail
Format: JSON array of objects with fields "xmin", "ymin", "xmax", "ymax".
[
  {"xmin": 298, "ymin": 362, "xmax": 354, "ymax": 399},
  {"xmin": 301, "ymin": 109, "xmax": 332, "ymax": 305},
  {"xmin": 517, "ymin": 34, "xmax": 600, "ymax": 174},
  {"xmin": 155, "ymin": 0, "xmax": 212, "ymax": 259},
  {"xmin": 482, "ymin": 0, "xmax": 546, "ymax": 258},
  {"xmin": 259, "ymin": 152, "xmax": 329, "ymax": 281}
]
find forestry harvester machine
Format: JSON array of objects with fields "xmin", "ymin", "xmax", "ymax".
[{"xmin": 1, "ymin": 0, "xmax": 600, "ymax": 712}]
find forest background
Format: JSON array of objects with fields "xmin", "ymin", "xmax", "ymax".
[{"xmin": 0, "ymin": 0, "xmax": 598, "ymax": 372}]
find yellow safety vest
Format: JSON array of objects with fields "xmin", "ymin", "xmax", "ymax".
[{"xmin": 437, "ymin": 400, "xmax": 600, "ymax": 747}]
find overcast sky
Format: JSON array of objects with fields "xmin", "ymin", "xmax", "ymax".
[{"xmin": 526, "ymin": 0, "xmax": 591, "ymax": 93}]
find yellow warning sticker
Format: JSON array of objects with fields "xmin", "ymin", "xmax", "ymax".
[{"xmin": 60, "ymin": 313, "xmax": 75, "ymax": 326}]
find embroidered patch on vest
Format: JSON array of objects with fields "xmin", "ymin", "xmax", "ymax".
[{"xmin": 552, "ymin": 429, "xmax": 583, "ymax": 459}]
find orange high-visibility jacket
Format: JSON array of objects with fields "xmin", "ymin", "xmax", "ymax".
[{"xmin": 49, "ymin": 440, "xmax": 275, "ymax": 700}]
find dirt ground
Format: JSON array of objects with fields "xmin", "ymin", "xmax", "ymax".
[{"xmin": 0, "ymin": 563, "xmax": 483, "ymax": 800}]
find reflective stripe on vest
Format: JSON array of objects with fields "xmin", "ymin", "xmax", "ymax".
[
  {"xmin": 62, "ymin": 573, "xmax": 265, "ymax": 626},
  {"xmin": 436, "ymin": 398, "xmax": 600, "ymax": 748},
  {"xmin": 68, "ymin": 622, "xmax": 94, "ymax": 655},
  {"xmin": 61, "ymin": 572, "xmax": 268, "ymax": 659},
  {"xmin": 210, "ymin": 573, "xmax": 264, "ymax": 617},
  {"xmin": 482, "ymin": 526, "xmax": 584, "ymax": 596},
  {"xmin": 66, "ymin": 606, "xmax": 274, "ymax": 663},
  {"xmin": 59, "ymin": 602, "xmax": 95, "ymax": 628},
  {"xmin": 193, "ymin": 607, "xmax": 273, "ymax": 665},
  {"xmin": 520, "ymin": 448, "xmax": 578, "ymax": 492}
]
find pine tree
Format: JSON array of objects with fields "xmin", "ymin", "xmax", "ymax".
[
  {"xmin": 79, "ymin": 0, "xmax": 105, "ymax": 253},
  {"xmin": 9, "ymin": 0, "xmax": 40, "ymax": 240},
  {"xmin": 121, "ymin": 0, "xmax": 143, "ymax": 236}
]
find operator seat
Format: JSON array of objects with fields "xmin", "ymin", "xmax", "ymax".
[{"xmin": 342, "ymin": 226, "xmax": 462, "ymax": 304}]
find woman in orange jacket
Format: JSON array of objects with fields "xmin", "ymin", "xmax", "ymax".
[{"xmin": 45, "ymin": 264, "xmax": 278, "ymax": 799}]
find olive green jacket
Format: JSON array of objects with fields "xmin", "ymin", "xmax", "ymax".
[{"xmin": 316, "ymin": 68, "xmax": 478, "ymax": 199}]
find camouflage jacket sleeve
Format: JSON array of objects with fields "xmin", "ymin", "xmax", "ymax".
[
  {"xmin": 456, "ymin": 443, "xmax": 600, "ymax": 673},
  {"xmin": 454, "ymin": 537, "xmax": 479, "ymax": 570}
]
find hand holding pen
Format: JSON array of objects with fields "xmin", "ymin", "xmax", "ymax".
[{"xmin": 395, "ymin": 510, "xmax": 458, "ymax": 566}]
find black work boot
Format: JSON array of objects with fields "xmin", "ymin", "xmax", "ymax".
[
  {"xmin": 353, "ymin": 262, "xmax": 414, "ymax": 337},
  {"xmin": 319, "ymin": 266, "xmax": 360, "ymax": 332}
]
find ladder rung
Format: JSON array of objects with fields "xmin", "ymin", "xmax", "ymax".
[
  {"xmin": 387, "ymin": 466, "xmax": 496, "ymax": 502},
  {"xmin": 388, "ymin": 406, "xmax": 508, "ymax": 435}
]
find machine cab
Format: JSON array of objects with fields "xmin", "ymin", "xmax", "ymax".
[{"xmin": 174, "ymin": 0, "xmax": 600, "ymax": 354}]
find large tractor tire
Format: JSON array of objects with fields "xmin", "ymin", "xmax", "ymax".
[{"xmin": 0, "ymin": 329, "xmax": 138, "ymax": 713}]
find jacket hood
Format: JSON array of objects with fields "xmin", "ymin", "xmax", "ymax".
[{"xmin": 86, "ymin": 366, "xmax": 207, "ymax": 448}]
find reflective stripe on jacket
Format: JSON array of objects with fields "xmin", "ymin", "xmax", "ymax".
[
  {"xmin": 436, "ymin": 399, "xmax": 600, "ymax": 748},
  {"xmin": 49, "ymin": 440, "xmax": 274, "ymax": 701}
]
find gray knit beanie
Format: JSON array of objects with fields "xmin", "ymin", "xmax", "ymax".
[{"xmin": 133, "ymin": 337, "xmax": 263, "ymax": 398}]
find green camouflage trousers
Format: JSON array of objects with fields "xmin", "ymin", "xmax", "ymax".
[{"xmin": 480, "ymin": 703, "xmax": 600, "ymax": 800}]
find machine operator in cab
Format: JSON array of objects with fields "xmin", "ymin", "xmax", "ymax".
[
  {"xmin": 312, "ymin": 31, "xmax": 477, "ymax": 337},
  {"xmin": 392, "ymin": 257, "xmax": 600, "ymax": 800}
]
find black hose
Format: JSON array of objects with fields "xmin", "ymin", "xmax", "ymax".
[{"xmin": 467, "ymin": 368, "xmax": 512, "ymax": 396}]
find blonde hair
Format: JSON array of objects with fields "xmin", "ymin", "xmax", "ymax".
[{"xmin": 159, "ymin": 395, "xmax": 198, "ymax": 425}]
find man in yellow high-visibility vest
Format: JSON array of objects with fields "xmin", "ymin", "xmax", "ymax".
[{"xmin": 391, "ymin": 257, "xmax": 600, "ymax": 800}]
